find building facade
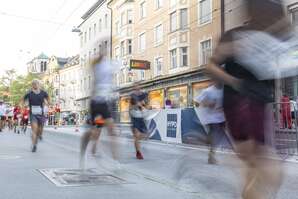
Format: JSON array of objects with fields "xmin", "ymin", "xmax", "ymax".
[
  {"xmin": 76, "ymin": 0, "xmax": 112, "ymax": 110},
  {"xmin": 109, "ymin": 0, "xmax": 222, "ymax": 122},
  {"xmin": 27, "ymin": 53, "xmax": 48, "ymax": 74},
  {"xmin": 42, "ymin": 56, "xmax": 69, "ymax": 106},
  {"xmin": 59, "ymin": 55, "xmax": 81, "ymax": 116}
]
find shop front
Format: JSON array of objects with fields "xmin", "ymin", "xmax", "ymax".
[
  {"xmin": 119, "ymin": 96, "xmax": 130, "ymax": 123},
  {"xmin": 148, "ymin": 89, "xmax": 164, "ymax": 109},
  {"xmin": 167, "ymin": 86, "xmax": 188, "ymax": 108}
]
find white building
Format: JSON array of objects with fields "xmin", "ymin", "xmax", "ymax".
[
  {"xmin": 27, "ymin": 53, "xmax": 48, "ymax": 74},
  {"xmin": 59, "ymin": 55, "xmax": 82, "ymax": 119},
  {"xmin": 76, "ymin": 0, "xmax": 112, "ymax": 110}
]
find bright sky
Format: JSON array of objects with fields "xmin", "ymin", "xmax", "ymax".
[{"xmin": 0, "ymin": 0, "xmax": 97, "ymax": 76}]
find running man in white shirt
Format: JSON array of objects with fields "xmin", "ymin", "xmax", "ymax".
[
  {"xmin": 0, "ymin": 101, "xmax": 6, "ymax": 132},
  {"xmin": 194, "ymin": 83, "xmax": 226, "ymax": 164}
]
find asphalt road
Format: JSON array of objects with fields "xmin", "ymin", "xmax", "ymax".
[{"xmin": 0, "ymin": 126, "xmax": 298, "ymax": 199}]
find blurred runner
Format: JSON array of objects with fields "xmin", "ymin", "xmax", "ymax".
[
  {"xmin": 21, "ymin": 106, "xmax": 29, "ymax": 133},
  {"xmin": 80, "ymin": 49, "xmax": 119, "ymax": 169},
  {"xmin": 13, "ymin": 105, "xmax": 21, "ymax": 134},
  {"xmin": 129, "ymin": 85, "xmax": 148, "ymax": 160},
  {"xmin": 194, "ymin": 82, "xmax": 226, "ymax": 164},
  {"xmin": 0, "ymin": 100, "xmax": 6, "ymax": 132},
  {"xmin": 6, "ymin": 105, "xmax": 14, "ymax": 131},
  {"xmin": 206, "ymin": 0, "xmax": 287, "ymax": 198},
  {"xmin": 21, "ymin": 80, "xmax": 50, "ymax": 152}
]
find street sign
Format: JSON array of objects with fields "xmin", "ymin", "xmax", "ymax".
[{"xmin": 130, "ymin": 59, "xmax": 150, "ymax": 70}]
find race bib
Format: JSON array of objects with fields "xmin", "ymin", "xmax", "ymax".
[{"xmin": 31, "ymin": 106, "xmax": 42, "ymax": 115}]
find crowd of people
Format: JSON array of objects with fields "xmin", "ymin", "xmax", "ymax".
[{"xmin": 0, "ymin": 101, "xmax": 29, "ymax": 133}]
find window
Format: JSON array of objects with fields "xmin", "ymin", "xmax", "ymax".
[
  {"xmin": 127, "ymin": 10, "xmax": 133, "ymax": 24},
  {"xmin": 170, "ymin": 49, "xmax": 177, "ymax": 69},
  {"xmin": 139, "ymin": 33, "xmax": 146, "ymax": 52},
  {"xmin": 154, "ymin": 24, "xmax": 163, "ymax": 45},
  {"xmin": 180, "ymin": 9, "xmax": 188, "ymax": 29},
  {"xmin": 94, "ymin": 23, "xmax": 97, "ymax": 37},
  {"xmin": 104, "ymin": 41, "xmax": 108, "ymax": 52},
  {"xmin": 140, "ymin": 71, "xmax": 145, "ymax": 80},
  {"xmin": 200, "ymin": 39, "xmax": 211, "ymax": 65},
  {"xmin": 99, "ymin": 44, "xmax": 102, "ymax": 54},
  {"xmin": 99, "ymin": 19, "xmax": 102, "ymax": 32},
  {"xmin": 155, "ymin": 57, "xmax": 163, "ymax": 76},
  {"xmin": 89, "ymin": 51, "xmax": 92, "ymax": 63},
  {"xmin": 104, "ymin": 14, "xmax": 108, "ymax": 28},
  {"xmin": 116, "ymin": 21, "xmax": 120, "ymax": 35},
  {"xmin": 128, "ymin": 39, "xmax": 132, "ymax": 54},
  {"xmin": 89, "ymin": 27, "xmax": 91, "ymax": 40},
  {"xmin": 88, "ymin": 76, "xmax": 91, "ymax": 89},
  {"xmin": 115, "ymin": 47, "xmax": 120, "ymax": 60},
  {"xmin": 140, "ymin": 1, "xmax": 146, "ymax": 19},
  {"xmin": 121, "ymin": 12, "xmax": 125, "ymax": 26},
  {"xmin": 84, "ymin": 32, "xmax": 87, "ymax": 43},
  {"xmin": 155, "ymin": 0, "xmax": 162, "ymax": 9},
  {"xmin": 180, "ymin": 47, "xmax": 188, "ymax": 67},
  {"xmin": 84, "ymin": 54, "xmax": 87, "ymax": 66},
  {"xmin": 170, "ymin": 12, "xmax": 177, "ymax": 32},
  {"xmin": 199, "ymin": 0, "xmax": 212, "ymax": 25},
  {"xmin": 80, "ymin": 35, "xmax": 83, "ymax": 47},
  {"xmin": 120, "ymin": 41, "xmax": 125, "ymax": 56},
  {"xmin": 291, "ymin": 8, "xmax": 298, "ymax": 26}
]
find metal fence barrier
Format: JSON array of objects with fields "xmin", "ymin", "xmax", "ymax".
[{"xmin": 271, "ymin": 102, "xmax": 298, "ymax": 159}]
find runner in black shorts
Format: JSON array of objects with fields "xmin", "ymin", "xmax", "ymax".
[
  {"xmin": 22, "ymin": 80, "xmax": 50, "ymax": 152},
  {"xmin": 129, "ymin": 85, "xmax": 148, "ymax": 160},
  {"xmin": 80, "ymin": 51, "xmax": 119, "ymax": 169}
]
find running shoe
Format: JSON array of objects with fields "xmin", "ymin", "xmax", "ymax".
[
  {"xmin": 32, "ymin": 145, "xmax": 37, "ymax": 152},
  {"xmin": 136, "ymin": 151, "xmax": 144, "ymax": 160}
]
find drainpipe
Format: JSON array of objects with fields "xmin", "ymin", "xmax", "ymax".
[{"xmin": 221, "ymin": 0, "xmax": 225, "ymax": 36}]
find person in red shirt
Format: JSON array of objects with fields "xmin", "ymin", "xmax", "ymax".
[
  {"xmin": 13, "ymin": 105, "xmax": 21, "ymax": 134},
  {"xmin": 21, "ymin": 106, "xmax": 30, "ymax": 133}
]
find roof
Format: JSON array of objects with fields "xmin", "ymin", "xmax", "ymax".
[
  {"xmin": 57, "ymin": 57, "xmax": 70, "ymax": 67},
  {"xmin": 37, "ymin": 52, "xmax": 48, "ymax": 59},
  {"xmin": 64, "ymin": 55, "xmax": 80, "ymax": 67},
  {"xmin": 81, "ymin": 0, "xmax": 106, "ymax": 20},
  {"xmin": 27, "ymin": 52, "xmax": 48, "ymax": 64}
]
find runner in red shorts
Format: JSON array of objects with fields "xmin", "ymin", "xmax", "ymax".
[
  {"xmin": 13, "ymin": 105, "xmax": 21, "ymax": 134},
  {"xmin": 21, "ymin": 106, "xmax": 30, "ymax": 134}
]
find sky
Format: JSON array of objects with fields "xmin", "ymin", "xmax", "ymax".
[{"xmin": 0, "ymin": 0, "xmax": 98, "ymax": 76}]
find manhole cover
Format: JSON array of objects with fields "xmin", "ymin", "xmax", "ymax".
[
  {"xmin": 39, "ymin": 168, "xmax": 128, "ymax": 187},
  {"xmin": 0, "ymin": 155, "xmax": 21, "ymax": 160}
]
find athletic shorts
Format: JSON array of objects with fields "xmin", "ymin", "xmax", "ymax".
[
  {"xmin": 131, "ymin": 117, "xmax": 147, "ymax": 134},
  {"xmin": 30, "ymin": 115, "xmax": 44, "ymax": 126},
  {"xmin": 22, "ymin": 119, "xmax": 29, "ymax": 125},
  {"xmin": 0, "ymin": 116, "xmax": 5, "ymax": 121},
  {"xmin": 90, "ymin": 99, "xmax": 112, "ymax": 127}
]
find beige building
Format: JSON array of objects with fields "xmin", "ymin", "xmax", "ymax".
[
  {"xmin": 109, "ymin": 0, "xmax": 222, "ymax": 121},
  {"xmin": 42, "ymin": 56, "xmax": 69, "ymax": 106}
]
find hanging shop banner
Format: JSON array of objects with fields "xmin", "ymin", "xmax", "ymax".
[{"xmin": 130, "ymin": 59, "xmax": 150, "ymax": 70}]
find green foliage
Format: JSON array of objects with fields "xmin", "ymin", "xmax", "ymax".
[{"xmin": 0, "ymin": 71, "xmax": 41, "ymax": 105}]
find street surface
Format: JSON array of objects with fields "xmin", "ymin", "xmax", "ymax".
[{"xmin": 0, "ymin": 126, "xmax": 298, "ymax": 199}]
